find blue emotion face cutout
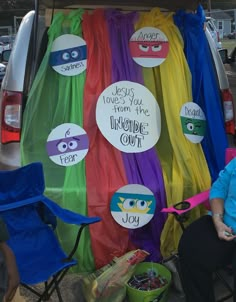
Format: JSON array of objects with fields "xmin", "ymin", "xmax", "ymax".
[
  {"xmin": 110, "ymin": 184, "xmax": 156, "ymax": 229},
  {"xmin": 49, "ymin": 34, "xmax": 87, "ymax": 76},
  {"xmin": 46, "ymin": 123, "xmax": 89, "ymax": 166},
  {"xmin": 51, "ymin": 46, "xmax": 86, "ymax": 66}
]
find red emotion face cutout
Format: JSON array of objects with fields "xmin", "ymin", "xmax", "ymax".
[{"xmin": 129, "ymin": 27, "xmax": 169, "ymax": 68}]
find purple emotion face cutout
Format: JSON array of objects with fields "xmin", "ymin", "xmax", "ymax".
[
  {"xmin": 46, "ymin": 123, "xmax": 89, "ymax": 166},
  {"xmin": 47, "ymin": 134, "xmax": 89, "ymax": 156}
]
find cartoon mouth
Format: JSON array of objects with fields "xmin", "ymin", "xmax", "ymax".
[{"xmin": 135, "ymin": 54, "xmax": 166, "ymax": 57}]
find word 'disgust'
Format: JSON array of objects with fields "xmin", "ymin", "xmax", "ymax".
[{"xmin": 110, "ymin": 116, "xmax": 149, "ymax": 148}]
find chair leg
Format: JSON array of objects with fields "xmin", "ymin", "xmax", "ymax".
[
  {"xmin": 54, "ymin": 283, "xmax": 63, "ymax": 302},
  {"xmin": 37, "ymin": 267, "xmax": 71, "ymax": 302},
  {"xmin": 41, "ymin": 282, "xmax": 50, "ymax": 301},
  {"xmin": 22, "ymin": 267, "xmax": 71, "ymax": 302},
  {"xmin": 217, "ymin": 294, "xmax": 234, "ymax": 302},
  {"xmin": 215, "ymin": 271, "xmax": 234, "ymax": 302},
  {"xmin": 21, "ymin": 284, "xmax": 42, "ymax": 298}
]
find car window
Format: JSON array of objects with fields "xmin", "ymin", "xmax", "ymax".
[{"xmin": 207, "ymin": 22, "xmax": 214, "ymax": 32}]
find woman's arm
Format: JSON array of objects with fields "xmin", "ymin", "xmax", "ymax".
[
  {"xmin": 0, "ymin": 242, "xmax": 19, "ymax": 302},
  {"xmin": 210, "ymin": 159, "xmax": 236, "ymax": 240},
  {"xmin": 210, "ymin": 197, "xmax": 235, "ymax": 239}
]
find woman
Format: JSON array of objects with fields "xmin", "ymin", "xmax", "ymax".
[
  {"xmin": 178, "ymin": 157, "xmax": 236, "ymax": 302},
  {"xmin": 0, "ymin": 217, "xmax": 19, "ymax": 302}
]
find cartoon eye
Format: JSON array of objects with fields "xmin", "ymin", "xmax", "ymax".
[
  {"xmin": 123, "ymin": 199, "xmax": 135, "ymax": 210},
  {"xmin": 62, "ymin": 52, "xmax": 70, "ymax": 61},
  {"xmin": 57, "ymin": 142, "xmax": 68, "ymax": 153},
  {"xmin": 194, "ymin": 122, "xmax": 201, "ymax": 129},
  {"xmin": 71, "ymin": 50, "xmax": 79, "ymax": 59},
  {"xmin": 139, "ymin": 45, "xmax": 149, "ymax": 52},
  {"xmin": 186, "ymin": 123, "xmax": 194, "ymax": 131},
  {"xmin": 152, "ymin": 45, "xmax": 162, "ymax": 52},
  {"xmin": 136, "ymin": 200, "xmax": 148, "ymax": 210},
  {"xmin": 68, "ymin": 140, "xmax": 78, "ymax": 150}
]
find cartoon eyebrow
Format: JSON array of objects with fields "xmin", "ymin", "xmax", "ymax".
[
  {"xmin": 72, "ymin": 136, "xmax": 80, "ymax": 142},
  {"xmin": 56, "ymin": 139, "xmax": 63, "ymax": 147},
  {"xmin": 65, "ymin": 129, "xmax": 71, "ymax": 137},
  {"xmin": 185, "ymin": 119, "xmax": 192, "ymax": 124}
]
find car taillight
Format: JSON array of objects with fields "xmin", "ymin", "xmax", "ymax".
[
  {"xmin": 222, "ymin": 89, "xmax": 235, "ymax": 135},
  {"xmin": 1, "ymin": 90, "xmax": 22, "ymax": 144}
]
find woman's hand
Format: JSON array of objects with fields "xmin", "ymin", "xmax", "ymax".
[{"xmin": 213, "ymin": 217, "xmax": 236, "ymax": 241}]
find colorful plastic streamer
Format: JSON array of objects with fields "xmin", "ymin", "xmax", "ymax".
[
  {"xmin": 174, "ymin": 5, "xmax": 228, "ymax": 182},
  {"xmin": 135, "ymin": 8, "xmax": 211, "ymax": 257},
  {"xmin": 20, "ymin": 10, "xmax": 95, "ymax": 272},
  {"xmin": 82, "ymin": 9, "xmax": 134, "ymax": 269},
  {"xmin": 106, "ymin": 9, "xmax": 167, "ymax": 262}
]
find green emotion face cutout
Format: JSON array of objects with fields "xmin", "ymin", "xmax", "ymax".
[
  {"xmin": 181, "ymin": 117, "xmax": 206, "ymax": 136},
  {"xmin": 180, "ymin": 102, "xmax": 206, "ymax": 144}
]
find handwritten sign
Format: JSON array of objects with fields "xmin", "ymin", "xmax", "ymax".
[
  {"xmin": 46, "ymin": 123, "xmax": 89, "ymax": 166},
  {"xmin": 49, "ymin": 34, "xmax": 87, "ymax": 76},
  {"xmin": 129, "ymin": 27, "xmax": 169, "ymax": 67},
  {"xmin": 180, "ymin": 102, "xmax": 206, "ymax": 144},
  {"xmin": 96, "ymin": 81, "xmax": 161, "ymax": 153},
  {"xmin": 110, "ymin": 184, "xmax": 156, "ymax": 229}
]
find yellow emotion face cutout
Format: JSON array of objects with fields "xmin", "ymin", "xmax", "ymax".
[
  {"xmin": 110, "ymin": 184, "xmax": 156, "ymax": 229},
  {"xmin": 117, "ymin": 197, "xmax": 152, "ymax": 214}
]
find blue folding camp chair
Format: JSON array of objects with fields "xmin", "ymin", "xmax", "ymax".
[{"xmin": 0, "ymin": 162, "xmax": 101, "ymax": 302}]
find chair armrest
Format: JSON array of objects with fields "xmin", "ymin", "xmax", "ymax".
[
  {"xmin": 42, "ymin": 197, "xmax": 101, "ymax": 226},
  {"xmin": 161, "ymin": 189, "xmax": 210, "ymax": 215},
  {"xmin": 66, "ymin": 224, "xmax": 88, "ymax": 260},
  {"xmin": 161, "ymin": 189, "xmax": 210, "ymax": 231}
]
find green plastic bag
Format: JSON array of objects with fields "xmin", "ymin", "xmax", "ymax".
[{"xmin": 82, "ymin": 250, "xmax": 149, "ymax": 302}]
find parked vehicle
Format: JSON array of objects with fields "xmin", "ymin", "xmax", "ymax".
[
  {"xmin": 219, "ymin": 47, "xmax": 236, "ymax": 64},
  {"xmin": 0, "ymin": 35, "xmax": 15, "ymax": 47},
  {"xmin": 206, "ymin": 16, "xmax": 222, "ymax": 49},
  {"xmin": 227, "ymin": 32, "xmax": 236, "ymax": 39},
  {"xmin": 1, "ymin": 49, "xmax": 11, "ymax": 65},
  {"xmin": 0, "ymin": 2, "xmax": 233, "ymax": 171},
  {"xmin": 0, "ymin": 42, "xmax": 10, "ymax": 55},
  {"xmin": 0, "ymin": 62, "xmax": 6, "ymax": 84},
  {"xmin": 205, "ymin": 30, "xmax": 235, "ymax": 139}
]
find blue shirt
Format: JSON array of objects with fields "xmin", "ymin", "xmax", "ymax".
[{"xmin": 210, "ymin": 158, "xmax": 236, "ymax": 233}]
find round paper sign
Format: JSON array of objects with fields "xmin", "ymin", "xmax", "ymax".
[
  {"xmin": 46, "ymin": 123, "xmax": 89, "ymax": 166},
  {"xmin": 110, "ymin": 184, "xmax": 156, "ymax": 229},
  {"xmin": 180, "ymin": 102, "xmax": 206, "ymax": 144},
  {"xmin": 129, "ymin": 27, "xmax": 169, "ymax": 67},
  {"xmin": 49, "ymin": 34, "xmax": 87, "ymax": 76},
  {"xmin": 96, "ymin": 81, "xmax": 161, "ymax": 153}
]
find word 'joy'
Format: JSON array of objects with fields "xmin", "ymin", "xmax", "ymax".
[{"xmin": 122, "ymin": 213, "xmax": 140, "ymax": 227}]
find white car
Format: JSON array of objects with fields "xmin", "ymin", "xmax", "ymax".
[
  {"xmin": 0, "ymin": 42, "xmax": 10, "ymax": 55},
  {"xmin": 206, "ymin": 17, "xmax": 222, "ymax": 49},
  {"xmin": 0, "ymin": 62, "xmax": 6, "ymax": 84}
]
